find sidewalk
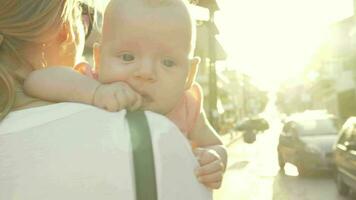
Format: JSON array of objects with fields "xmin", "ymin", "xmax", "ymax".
[{"xmin": 221, "ymin": 130, "xmax": 243, "ymax": 147}]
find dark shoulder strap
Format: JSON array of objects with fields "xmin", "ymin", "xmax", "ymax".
[{"xmin": 126, "ymin": 111, "xmax": 158, "ymax": 200}]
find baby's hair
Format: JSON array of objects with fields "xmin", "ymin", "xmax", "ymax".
[
  {"xmin": 104, "ymin": 0, "xmax": 196, "ymax": 56},
  {"xmin": 143, "ymin": 0, "xmax": 190, "ymax": 7},
  {"xmin": 142, "ymin": 0, "xmax": 197, "ymax": 57}
]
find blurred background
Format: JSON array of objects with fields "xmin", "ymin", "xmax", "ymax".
[{"xmin": 84, "ymin": 0, "xmax": 356, "ymax": 199}]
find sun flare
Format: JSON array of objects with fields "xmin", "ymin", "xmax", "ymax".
[{"xmin": 215, "ymin": 0, "xmax": 353, "ymax": 91}]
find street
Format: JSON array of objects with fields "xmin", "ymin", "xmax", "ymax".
[{"xmin": 214, "ymin": 117, "xmax": 353, "ymax": 200}]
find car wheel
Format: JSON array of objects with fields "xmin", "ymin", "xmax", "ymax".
[
  {"xmin": 297, "ymin": 165, "xmax": 309, "ymax": 177},
  {"xmin": 278, "ymin": 152, "xmax": 285, "ymax": 171},
  {"xmin": 336, "ymin": 172, "xmax": 350, "ymax": 196},
  {"xmin": 298, "ymin": 167, "xmax": 308, "ymax": 176}
]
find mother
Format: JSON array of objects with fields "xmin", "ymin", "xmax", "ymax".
[{"xmin": 0, "ymin": 0, "xmax": 211, "ymax": 199}]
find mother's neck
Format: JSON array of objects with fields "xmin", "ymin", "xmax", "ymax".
[
  {"xmin": 13, "ymin": 92, "xmax": 52, "ymax": 111},
  {"xmin": 13, "ymin": 87, "xmax": 52, "ymax": 111}
]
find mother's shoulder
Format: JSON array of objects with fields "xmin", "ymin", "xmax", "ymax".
[
  {"xmin": 0, "ymin": 103, "xmax": 212, "ymax": 199},
  {"xmin": 0, "ymin": 102, "xmax": 174, "ymax": 135}
]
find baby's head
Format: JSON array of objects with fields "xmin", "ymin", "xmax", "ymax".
[{"xmin": 94, "ymin": 0, "xmax": 199, "ymax": 114}]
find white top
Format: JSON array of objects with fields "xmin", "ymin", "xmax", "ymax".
[{"xmin": 0, "ymin": 103, "xmax": 211, "ymax": 200}]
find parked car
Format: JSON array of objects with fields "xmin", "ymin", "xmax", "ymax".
[
  {"xmin": 278, "ymin": 111, "xmax": 339, "ymax": 176},
  {"xmin": 333, "ymin": 117, "xmax": 356, "ymax": 197}
]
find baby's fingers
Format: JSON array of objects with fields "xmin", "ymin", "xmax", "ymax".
[
  {"xmin": 195, "ymin": 159, "xmax": 224, "ymax": 176},
  {"xmin": 194, "ymin": 148, "xmax": 220, "ymax": 166},
  {"xmin": 128, "ymin": 92, "xmax": 142, "ymax": 111},
  {"xmin": 113, "ymin": 89, "xmax": 132, "ymax": 110},
  {"xmin": 205, "ymin": 181, "xmax": 222, "ymax": 189},
  {"xmin": 105, "ymin": 100, "xmax": 120, "ymax": 112},
  {"xmin": 197, "ymin": 170, "xmax": 223, "ymax": 186}
]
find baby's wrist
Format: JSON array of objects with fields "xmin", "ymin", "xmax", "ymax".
[{"xmin": 91, "ymin": 83, "xmax": 103, "ymax": 106}]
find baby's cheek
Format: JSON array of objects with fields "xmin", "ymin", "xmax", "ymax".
[
  {"xmin": 97, "ymin": 71, "xmax": 111, "ymax": 83},
  {"xmin": 161, "ymin": 93, "xmax": 184, "ymax": 114},
  {"xmin": 99, "ymin": 68, "xmax": 128, "ymax": 83},
  {"xmin": 162, "ymin": 101, "xmax": 178, "ymax": 114}
]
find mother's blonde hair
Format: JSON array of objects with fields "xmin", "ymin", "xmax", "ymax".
[{"xmin": 0, "ymin": 0, "xmax": 85, "ymax": 120}]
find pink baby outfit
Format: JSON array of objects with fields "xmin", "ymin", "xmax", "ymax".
[
  {"xmin": 166, "ymin": 83, "xmax": 203, "ymax": 137},
  {"xmin": 75, "ymin": 63, "xmax": 203, "ymax": 137}
]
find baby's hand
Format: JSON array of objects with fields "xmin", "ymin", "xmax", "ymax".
[
  {"xmin": 93, "ymin": 82, "xmax": 142, "ymax": 112},
  {"xmin": 193, "ymin": 147, "xmax": 225, "ymax": 189}
]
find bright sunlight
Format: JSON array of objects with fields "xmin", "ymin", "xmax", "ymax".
[{"xmin": 215, "ymin": 0, "xmax": 353, "ymax": 91}]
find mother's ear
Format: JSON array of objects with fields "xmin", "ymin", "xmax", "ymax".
[
  {"xmin": 185, "ymin": 57, "xmax": 200, "ymax": 90},
  {"xmin": 57, "ymin": 23, "xmax": 72, "ymax": 57},
  {"xmin": 93, "ymin": 42, "xmax": 101, "ymax": 73},
  {"xmin": 57, "ymin": 23, "xmax": 70, "ymax": 44}
]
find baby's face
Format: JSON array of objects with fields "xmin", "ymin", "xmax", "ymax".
[{"xmin": 96, "ymin": 1, "xmax": 197, "ymax": 114}]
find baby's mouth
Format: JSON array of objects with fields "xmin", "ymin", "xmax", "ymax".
[
  {"xmin": 132, "ymin": 87, "xmax": 153, "ymax": 107},
  {"xmin": 140, "ymin": 93, "xmax": 153, "ymax": 104}
]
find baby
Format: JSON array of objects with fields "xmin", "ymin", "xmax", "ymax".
[{"xmin": 24, "ymin": 0, "xmax": 227, "ymax": 189}]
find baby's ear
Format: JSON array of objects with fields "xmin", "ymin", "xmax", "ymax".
[
  {"xmin": 185, "ymin": 57, "xmax": 200, "ymax": 90},
  {"xmin": 93, "ymin": 42, "xmax": 101, "ymax": 73}
]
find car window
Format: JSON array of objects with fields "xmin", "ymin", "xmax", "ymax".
[
  {"xmin": 348, "ymin": 125, "xmax": 356, "ymax": 144},
  {"xmin": 338, "ymin": 125, "xmax": 353, "ymax": 144},
  {"xmin": 296, "ymin": 118, "xmax": 338, "ymax": 136}
]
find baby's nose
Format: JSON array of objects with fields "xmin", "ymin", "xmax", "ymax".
[{"xmin": 134, "ymin": 60, "xmax": 157, "ymax": 81}]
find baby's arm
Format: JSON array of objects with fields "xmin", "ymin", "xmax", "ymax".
[
  {"xmin": 189, "ymin": 111, "xmax": 227, "ymax": 189},
  {"xmin": 24, "ymin": 67, "xmax": 99, "ymax": 105},
  {"xmin": 24, "ymin": 67, "xmax": 142, "ymax": 111}
]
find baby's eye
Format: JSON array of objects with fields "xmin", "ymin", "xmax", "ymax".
[
  {"xmin": 162, "ymin": 58, "xmax": 176, "ymax": 68},
  {"xmin": 119, "ymin": 53, "xmax": 135, "ymax": 62}
]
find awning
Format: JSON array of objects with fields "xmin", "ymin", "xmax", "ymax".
[
  {"xmin": 190, "ymin": 0, "xmax": 219, "ymax": 11},
  {"xmin": 189, "ymin": 5, "xmax": 209, "ymax": 21},
  {"xmin": 195, "ymin": 23, "xmax": 227, "ymax": 60}
]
